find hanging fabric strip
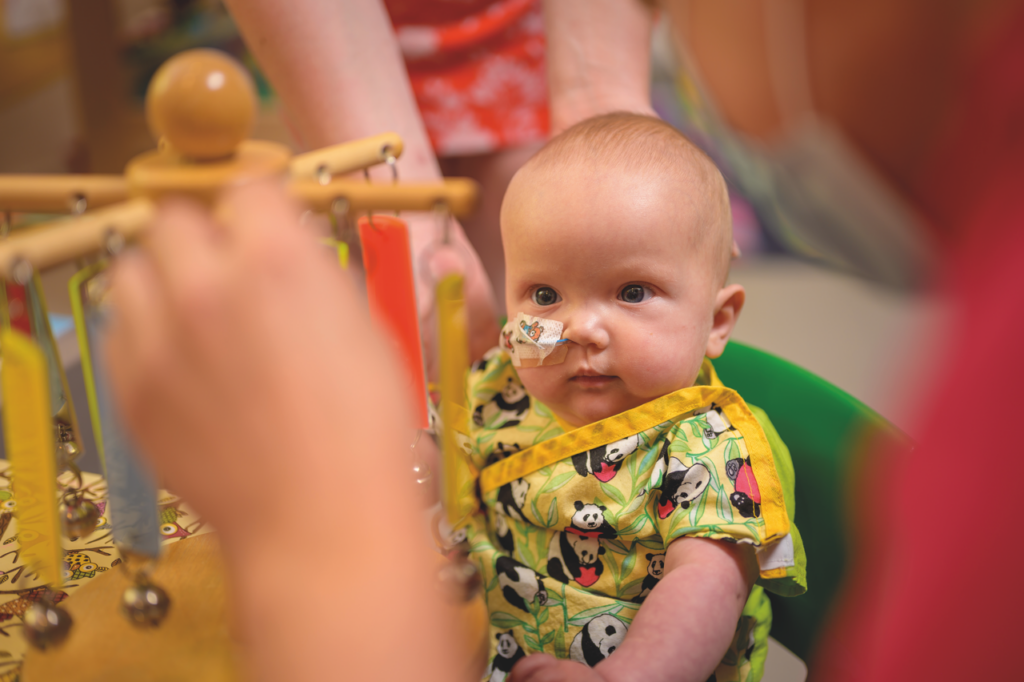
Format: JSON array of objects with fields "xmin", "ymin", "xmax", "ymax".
[
  {"xmin": 25, "ymin": 275, "xmax": 77, "ymax": 428},
  {"xmin": 68, "ymin": 264, "xmax": 107, "ymax": 472},
  {"xmin": 2, "ymin": 283, "xmax": 31, "ymax": 335},
  {"xmin": 0, "ymin": 329, "xmax": 64, "ymax": 587},
  {"xmin": 359, "ymin": 215, "xmax": 430, "ymax": 430},
  {"xmin": 78, "ymin": 272, "xmax": 161, "ymax": 558},
  {"xmin": 437, "ymin": 273, "xmax": 471, "ymax": 526}
]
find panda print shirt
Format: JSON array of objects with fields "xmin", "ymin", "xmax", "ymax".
[{"xmin": 454, "ymin": 352, "xmax": 806, "ymax": 682}]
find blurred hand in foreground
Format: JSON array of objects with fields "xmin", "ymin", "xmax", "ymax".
[{"xmin": 104, "ymin": 180, "xmax": 465, "ymax": 682}]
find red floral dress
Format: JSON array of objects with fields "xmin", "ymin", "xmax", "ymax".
[{"xmin": 385, "ymin": 0, "xmax": 550, "ymax": 156}]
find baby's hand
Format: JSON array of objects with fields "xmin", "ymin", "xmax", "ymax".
[{"xmin": 510, "ymin": 653, "xmax": 610, "ymax": 682}]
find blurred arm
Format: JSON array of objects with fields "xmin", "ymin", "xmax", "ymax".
[
  {"xmin": 222, "ymin": 0, "xmax": 440, "ymax": 181},
  {"xmin": 223, "ymin": 0, "xmax": 500, "ymax": 364},
  {"xmin": 543, "ymin": 0, "xmax": 658, "ymax": 133}
]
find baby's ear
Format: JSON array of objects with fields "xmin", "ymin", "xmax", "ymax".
[{"xmin": 705, "ymin": 284, "xmax": 745, "ymax": 359}]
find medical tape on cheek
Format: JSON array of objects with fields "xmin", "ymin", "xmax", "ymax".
[{"xmin": 499, "ymin": 312, "xmax": 569, "ymax": 367}]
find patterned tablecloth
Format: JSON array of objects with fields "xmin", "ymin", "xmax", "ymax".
[{"xmin": 0, "ymin": 461, "xmax": 210, "ymax": 681}]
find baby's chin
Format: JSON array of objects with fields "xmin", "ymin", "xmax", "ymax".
[{"xmin": 552, "ymin": 391, "xmax": 652, "ymax": 429}]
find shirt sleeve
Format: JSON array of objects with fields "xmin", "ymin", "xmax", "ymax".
[{"xmin": 652, "ymin": 406, "xmax": 807, "ymax": 597}]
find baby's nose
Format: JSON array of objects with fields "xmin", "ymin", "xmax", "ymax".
[{"xmin": 564, "ymin": 311, "xmax": 610, "ymax": 349}]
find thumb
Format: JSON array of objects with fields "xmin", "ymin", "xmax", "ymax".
[{"xmin": 509, "ymin": 653, "xmax": 559, "ymax": 682}]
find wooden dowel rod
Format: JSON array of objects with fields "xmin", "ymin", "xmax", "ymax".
[
  {"xmin": 290, "ymin": 132, "xmax": 404, "ymax": 180},
  {"xmin": 291, "ymin": 177, "xmax": 478, "ymax": 217},
  {"xmin": 0, "ymin": 175, "xmax": 478, "ymax": 276},
  {"xmin": 0, "ymin": 198, "xmax": 153, "ymax": 278},
  {"xmin": 0, "ymin": 175, "xmax": 128, "ymax": 213}
]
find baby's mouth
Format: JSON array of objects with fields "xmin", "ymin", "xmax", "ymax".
[{"xmin": 570, "ymin": 370, "xmax": 617, "ymax": 387}]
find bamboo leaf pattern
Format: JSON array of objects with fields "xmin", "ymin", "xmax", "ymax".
[
  {"xmin": 546, "ymin": 498, "xmax": 559, "ymax": 527},
  {"xmin": 491, "ymin": 611, "xmax": 527, "ymax": 629},
  {"xmin": 621, "ymin": 494, "xmax": 648, "ymax": 520},
  {"xmin": 540, "ymin": 472, "xmax": 575, "ymax": 494},
  {"xmin": 603, "ymin": 538, "xmax": 631, "ymax": 555},
  {"xmin": 600, "ymin": 482, "xmax": 626, "ymax": 507},
  {"xmin": 717, "ymin": 484, "xmax": 734, "ymax": 523},
  {"xmin": 620, "ymin": 550, "xmax": 636, "ymax": 578},
  {"xmin": 568, "ymin": 603, "xmax": 622, "ymax": 625},
  {"xmin": 620, "ymin": 577, "xmax": 645, "ymax": 600},
  {"xmin": 605, "ymin": 551, "xmax": 620, "ymax": 582},
  {"xmin": 689, "ymin": 484, "xmax": 709, "ymax": 526}
]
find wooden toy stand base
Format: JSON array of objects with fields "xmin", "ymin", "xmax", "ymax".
[
  {"xmin": 20, "ymin": 532, "xmax": 490, "ymax": 681},
  {"xmin": 22, "ymin": 534, "xmax": 242, "ymax": 682}
]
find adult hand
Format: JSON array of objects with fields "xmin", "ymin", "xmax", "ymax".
[
  {"xmin": 407, "ymin": 211, "xmax": 501, "ymax": 379},
  {"xmin": 104, "ymin": 180, "xmax": 465, "ymax": 681}
]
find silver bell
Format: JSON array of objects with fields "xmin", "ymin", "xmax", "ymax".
[
  {"xmin": 55, "ymin": 440, "xmax": 81, "ymax": 471},
  {"xmin": 23, "ymin": 601, "xmax": 73, "ymax": 650},
  {"xmin": 121, "ymin": 582, "xmax": 171, "ymax": 627},
  {"xmin": 62, "ymin": 496, "xmax": 100, "ymax": 541}
]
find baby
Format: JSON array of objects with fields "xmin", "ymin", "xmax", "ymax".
[{"xmin": 457, "ymin": 113, "xmax": 805, "ymax": 682}]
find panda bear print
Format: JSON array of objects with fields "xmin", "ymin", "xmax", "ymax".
[
  {"xmin": 495, "ymin": 478, "xmax": 529, "ymax": 522},
  {"xmin": 569, "ymin": 614, "xmax": 629, "ymax": 667},
  {"xmin": 496, "ymin": 556, "xmax": 548, "ymax": 613},
  {"xmin": 635, "ymin": 553, "xmax": 665, "ymax": 603},
  {"xmin": 487, "ymin": 630, "xmax": 525, "ymax": 682},
  {"xmin": 474, "ymin": 377, "xmax": 531, "ymax": 429},
  {"xmin": 493, "ymin": 511, "xmax": 515, "ymax": 554},
  {"xmin": 565, "ymin": 501, "xmax": 616, "ymax": 539},
  {"xmin": 485, "ymin": 441, "xmax": 521, "ymax": 467},
  {"xmin": 547, "ymin": 531, "xmax": 606, "ymax": 587},
  {"xmin": 656, "ymin": 441, "xmax": 711, "ymax": 519},
  {"xmin": 726, "ymin": 456, "xmax": 762, "ymax": 518},
  {"xmin": 571, "ymin": 434, "xmax": 640, "ymax": 483},
  {"xmin": 693, "ymin": 403, "xmax": 736, "ymax": 448}
]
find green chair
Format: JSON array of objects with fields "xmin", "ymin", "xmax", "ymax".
[{"xmin": 713, "ymin": 341, "xmax": 909, "ymax": 663}]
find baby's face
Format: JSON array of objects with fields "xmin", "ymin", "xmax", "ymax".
[{"xmin": 503, "ymin": 166, "xmax": 729, "ymax": 428}]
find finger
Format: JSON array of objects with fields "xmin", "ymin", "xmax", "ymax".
[
  {"xmin": 146, "ymin": 196, "xmax": 223, "ymax": 293},
  {"xmin": 509, "ymin": 653, "xmax": 560, "ymax": 682},
  {"xmin": 104, "ymin": 249, "xmax": 170, "ymax": 433},
  {"xmin": 145, "ymin": 197, "xmax": 228, "ymax": 336},
  {"xmin": 218, "ymin": 178, "xmax": 303, "ymax": 256}
]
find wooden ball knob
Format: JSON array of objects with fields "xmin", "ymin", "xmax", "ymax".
[{"xmin": 145, "ymin": 49, "xmax": 257, "ymax": 160}]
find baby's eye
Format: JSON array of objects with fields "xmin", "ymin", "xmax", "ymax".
[
  {"xmin": 531, "ymin": 287, "xmax": 560, "ymax": 306},
  {"xmin": 618, "ymin": 284, "xmax": 653, "ymax": 304}
]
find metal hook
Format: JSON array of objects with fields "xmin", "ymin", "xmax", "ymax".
[
  {"xmin": 433, "ymin": 201, "xmax": 451, "ymax": 245},
  {"xmin": 104, "ymin": 228, "xmax": 126, "ymax": 257},
  {"xmin": 316, "ymin": 165, "xmax": 332, "ymax": 186},
  {"xmin": 330, "ymin": 196, "xmax": 351, "ymax": 240},
  {"xmin": 69, "ymin": 194, "xmax": 87, "ymax": 216},
  {"xmin": 10, "ymin": 256, "xmax": 33, "ymax": 286}
]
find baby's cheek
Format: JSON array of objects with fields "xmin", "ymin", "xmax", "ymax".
[
  {"xmin": 627, "ymin": 329, "xmax": 705, "ymax": 391},
  {"xmin": 516, "ymin": 366, "xmax": 562, "ymax": 407}
]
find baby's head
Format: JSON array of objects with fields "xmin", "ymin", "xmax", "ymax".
[{"xmin": 501, "ymin": 113, "xmax": 743, "ymax": 428}]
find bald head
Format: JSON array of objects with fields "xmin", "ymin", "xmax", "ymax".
[{"xmin": 505, "ymin": 112, "xmax": 733, "ymax": 283}]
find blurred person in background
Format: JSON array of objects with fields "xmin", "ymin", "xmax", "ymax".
[{"xmin": 106, "ymin": 0, "xmax": 1024, "ymax": 680}]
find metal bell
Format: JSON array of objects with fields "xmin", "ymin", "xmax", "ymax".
[
  {"xmin": 55, "ymin": 440, "xmax": 81, "ymax": 469},
  {"xmin": 62, "ymin": 495, "xmax": 100, "ymax": 541},
  {"xmin": 412, "ymin": 461, "xmax": 432, "ymax": 484},
  {"xmin": 23, "ymin": 601, "xmax": 73, "ymax": 650},
  {"xmin": 121, "ymin": 582, "xmax": 171, "ymax": 627}
]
